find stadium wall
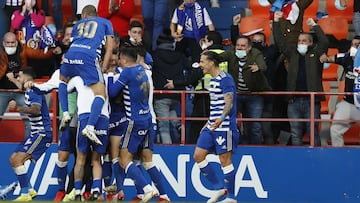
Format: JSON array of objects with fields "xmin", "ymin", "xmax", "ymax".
[{"xmin": 0, "ymin": 143, "xmax": 360, "ymax": 202}]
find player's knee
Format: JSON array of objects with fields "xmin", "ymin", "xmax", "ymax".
[
  {"xmin": 56, "ymin": 160, "xmax": 68, "ymax": 168},
  {"xmin": 142, "ymin": 161, "xmax": 154, "ymax": 170}
]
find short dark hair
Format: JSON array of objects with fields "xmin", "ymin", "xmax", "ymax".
[
  {"xmin": 119, "ymin": 46, "xmax": 138, "ymax": 62},
  {"xmin": 206, "ymin": 31, "xmax": 223, "ymax": 46},
  {"xmin": 129, "ymin": 20, "xmax": 143, "ymax": 30},
  {"xmin": 21, "ymin": 66, "xmax": 37, "ymax": 79},
  {"xmin": 82, "ymin": 5, "xmax": 97, "ymax": 17},
  {"xmin": 252, "ymin": 32, "xmax": 266, "ymax": 43},
  {"xmin": 236, "ymin": 35, "xmax": 251, "ymax": 45},
  {"xmin": 354, "ymin": 35, "xmax": 360, "ymax": 40},
  {"xmin": 201, "ymin": 51, "xmax": 222, "ymax": 67}
]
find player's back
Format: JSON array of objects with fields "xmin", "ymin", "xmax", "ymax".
[
  {"xmin": 69, "ymin": 16, "xmax": 113, "ymax": 58},
  {"xmin": 120, "ymin": 65, "xmax": 151, "ymax": 121},
  {"xmin": 25, "ymin": 90, "xmax": 52, "ymax": 134}
]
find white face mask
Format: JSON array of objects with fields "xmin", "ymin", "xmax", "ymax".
[
  {"xmin": 129, "ymin": 37, "xmax": 135, "ymax": 43},
  {"xmin": 235, "ymin": 50, "xmax": 247, "ymax": 58},
  {"xmin": 297, "ymin": 44, "xmax": 308, "ymax": 55},
  {"xmin": 201, "ymin": 43, "xmax": 208, "ymax": 50},
  {"xmin": 350, "ymin": 46, "xmax": 358, "ymax": 57},
  {"xmin": 25, "ymin": 0, "xmax": 35, "ymax": 8},
  {"xmin": 4, "ymin": 46, "xmax": 17, "ymax": 55}
]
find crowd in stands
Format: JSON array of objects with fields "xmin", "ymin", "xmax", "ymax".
[{"xmin": 1, "ymin": 0, "xmax": 359, "ymax": 146}]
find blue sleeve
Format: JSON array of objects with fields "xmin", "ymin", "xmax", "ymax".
[
  {"xmin": 28, "ymin": 90, "xmax": 43, "ymax": 106},
  {"xmin": 222, "ymin": 76, "xmax": 236, "ymax": 94},
  {"xmin": 108, "ymin": 72, "xmax": 126, "ymax": 98},
  {"xmin": 145, "ymin": 52, "xmax": 153, "ymax": 66},
  {"xmin": 105, "ymin": 19, "xmax": 114, "ymax": 36}
]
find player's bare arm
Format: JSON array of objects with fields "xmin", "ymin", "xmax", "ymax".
[
  {"xmin": 15, "ymin": 103, "xmax": 41, "ymax": 115},
  {"xmin": 211, "ymin": 92, "xmax": 233, "ymax": 130}
]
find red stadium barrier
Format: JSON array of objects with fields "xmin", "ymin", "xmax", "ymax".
[{"xmin": 0, "ymin": 89, "xmax": 357, "ymax": 147}]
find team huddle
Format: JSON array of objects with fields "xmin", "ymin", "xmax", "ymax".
[{"xmin": 8, "ymin": 4, "xmax": 239, "ymax": 203}]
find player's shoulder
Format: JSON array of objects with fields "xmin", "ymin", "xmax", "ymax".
[{"xmin": 27, "ymin": 88, "xmax": 44, "ymax": 100}]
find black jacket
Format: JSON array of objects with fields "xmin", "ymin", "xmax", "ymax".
[{"xmin": 152, "ymin": 43, "xmax": 190, "ymax": 100}]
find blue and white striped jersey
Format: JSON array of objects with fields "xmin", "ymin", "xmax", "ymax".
[
  {"xmin": 25, "ymin": 90, "xmax": 52, "ymax": 136},
  {"xmin": 108, "ymin": 64, "xmax": 151, "ymax": 121},
  {"xmin": 206, "ymin": 71, "xmax": 237, "ymax": 131}
]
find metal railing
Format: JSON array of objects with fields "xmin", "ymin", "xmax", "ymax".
[{"xmin": 1, "ymin": 88, "xmax": 357, "ymax": 146}]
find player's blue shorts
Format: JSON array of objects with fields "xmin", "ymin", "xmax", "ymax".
[
  {"xmin": 77, "ymin": 115, "xmax": 109, "ymax": 154},
  {"xmin": 58, "ymin": 126, "xmax": 74, "ymax": 153},
  {"xmin": 146, "ymin": 122, "xmax": 157, "ymax": 150},
  {"xmin": 120, "ymin": 119, "xmax": 152, "ymax": 154},
  {"xmin": 60, "ymin": 52, "xmax": 104, "ymax": 86},
  {"xmin": 14, "ymin": 131, "xmax": 52, "ymax": 161},
  {"xmin": 196, "ymin": 128, "xmax": 239, "ymax": 155},
  {"xmin": 109, "ymin": 116, "xmax": 127, "ymax": 137}
]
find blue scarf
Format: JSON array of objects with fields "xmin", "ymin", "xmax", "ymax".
[{"xmin": 176, "ymin": 2, "xmax": 207, "ymax": 44}]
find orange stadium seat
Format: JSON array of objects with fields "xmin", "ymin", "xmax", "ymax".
[
  {"xmin": 323, "ymin": 48, "xmax": 339, "ymax": 81},
  {"xmin": 317, "ymin": 17, "xmax": 348, "ymax": 40},
  {"xmin": 337, "ymin": 79, "xmax": 345, "ymax": 101},
  {"xmin": 303, "ymin": 0, "xmax": 319, "ymax": 20},
  {"xmin": 326, "ymin": 0, "xmax": 354, "ymax": 23},
  {"xmin": 302, "ymin": 0, "xmax": 319, "ymax": 32},
  {"xmin": 239, "ymin": 16, "xmax": 271, "ymax": 44},
  {"xmin": 248, "ymin": 0, "xmax": 271, "ymax": 19}
]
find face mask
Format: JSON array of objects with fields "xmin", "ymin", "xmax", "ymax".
[
  {"xmin": 25, "ymin": 0, "xmax": 35, "ymax": 8},
  {"xmin": 201, "ymin": 43, "xmax": 208, "ymax": 50},
  {"xmin": 350, "ymin": 46, "xmax": 358, "ymax": 57},
  {"xmin": 252, "ymin": 42, "xmax": 264, "ymax": 51},
  {"xmin": 297, "ymin": 44, "xmax": 308, "ymax": 55},
  {"xmin": 184, "ymin": 2, "xmax": 194, "ymax": 8},
  {"xmin": 129, "ymin": 37, "xmax": 135, "ymax": 43},
  {"xmin": 235, "ymin": 50, "xmax": 247, "ymax": 58},
  {"xmin": 4, "ymin": 46, "xmax": 17, "ymax": 55}
]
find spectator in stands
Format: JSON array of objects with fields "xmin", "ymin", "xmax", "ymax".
[
  {"xmin": 11, "ymin": 0, "xmax": 45, "ymax": 49},
  {"xmin": 11, "ymin": 0, "xmax": 55, "ymax": 78},
  {"xmin": 170, "ymin": 0, "xmax": 215, "ymax": 63},
  {"xmin": 52, "ymin": 0, "xmax": 78, "ymax": 38},
  {"xmin": 320, "ymin": 36, "xmax": 360, "ymax": 146},
  {"xmin": 141, "ymin": 0, "xmax": 170, "ymax": 51},
  {"xmin": 121, "ymin": 20, "xmax": 153, "ymax": 61},
  {"xmin": 0, "ymin": 32, "xmax": 30, "ymax": 138},
  {"xmin": 1, "ymin": 0, "xmax": 23, "ymax": 33},
  {"xmin": 53, "ymin": 19, "xmax": 78, "ymax": 70},
  {"xmin": 98, "ymin": 0, "xmax": 134, "ymax": 40},
  {"xmin": 231, "ymin": 14, "xmax": 281, "ymax": 144},
  {"xmin": 273, "ymin": 12, "xmax": 329, "ymax": 146},
  {"xmin": 353, "ymin": 0, "xmax": 360, "ymax": 36},
  {"xmin": 268, "ymin": 0, "xmax": 313, "ymax": 45},
  {"xmin": 152, "ymin": 29, "xmax": 189, "ymax": 144},
  {"xmin": 220, "ymin": 35, "xmax": 271, "ymax": 144},
  {"xmin": 8, "ymin": 66, "xmax": 52, "ymax": 201}
]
